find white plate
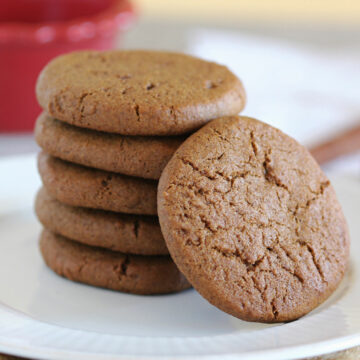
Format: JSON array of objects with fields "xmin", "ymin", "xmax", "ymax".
[{"xmin": 0, "ymin": 154, "xmax": 359, "ymax": 360}]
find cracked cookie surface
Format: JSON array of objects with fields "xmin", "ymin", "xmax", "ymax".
[
  {"xmin": 158, "ymin": 116, "xmax": 350, "ymax": 322},
  {"xmin": 38, "ymin": 152, "xmax": 158, "ymax": 215},
  {"xmin": 40, "ymin": 230, "xmax": 190, "ymax": 294},
  {"xmin": 35, "ymin": 113, "xmax": 185, "ymax": 180},
  {"xmin": 36, "ymin": 188, "xmax": 168, "ymax": 255},
  {"xmin": 36, "ymin": 50, "xmax": 246, "ymax": 136}
]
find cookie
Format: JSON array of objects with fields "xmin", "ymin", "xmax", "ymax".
[
  {"xmin": 35, "ymin": 113, "xmax": 185, "ymax": 180},
  {"xmin": 158, "ymin": 116, "xmax": 350, "ymax": 323},
  {"xmin": 36, "ymin": 50, "xmax": 246, "ymax": 136},
  {"xmin": 40, "ymin": 230, "xmax": 190, "ymax": 295},
  {"xmin": 35, "ymin": 187, "xmax": 168, "ymax": 255},
  {"xmin": 38, "ymin": 152, "xmax": 157, "ymax": 215}
]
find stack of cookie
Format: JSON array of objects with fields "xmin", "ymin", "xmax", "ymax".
[{"xmin": 34, "ymin": 50, "xmax": 246, "ymax": 295}]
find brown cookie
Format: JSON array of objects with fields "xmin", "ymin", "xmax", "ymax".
[
  {"xmin": 158, "ymin": 116, "xmax": 350, "ymax": 323},
  {"xmin": 36, "ymin": 50, "xmax": 246, "ymax": 136},
  {"xmin": 38, "ymin": 152, "xmax": 157, "ymax": 215},
  {"xmin": 35, "ymin": 113, "xmax": 185, "ymax": 180},
  {"xmin": 35, "ymin": 188, "xmax": 168, "ymax": 255},
  {"xmin": 40, "ymin": 230, "xmax": 190, "ymax": 295}
]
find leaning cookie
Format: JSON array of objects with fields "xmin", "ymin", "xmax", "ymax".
[
  {"xmin": 158, "ymin": 115, "xmax": 350, "ymax": 323},
  {"xmin": 38, "ymin": 152, "xmax": 157, "ymax": 215},
  {"xmin": 35, "ymin": 113, "xmax": 185, "ymax": 180},
  {"xmin": 36, "ymin": 50, "xmax": 246, "ymax": 136},
  {"xmin": 35, "ymin": 187, "xmax": 168, "ymax": 255},
  {"xmin": 40, "ymin": 230, "xmax": 190, "ymax": 295}
]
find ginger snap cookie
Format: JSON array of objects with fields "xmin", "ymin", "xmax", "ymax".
[
  {"xmin": 38, "ymin": 152, "xmax": 157, "ymax": 215},
  {"xmin": 40, "ymin": 230, "xmax": 190, "ymax": 295},
  {"xmin": 36, "ymin": 50, "xmax": 246, "ymax": 136},
  {"xmin": 158, "ymin": 116, "xmax": 350, "ymax": 322},
  {"xmin": 35, "ymin": 113, "xmax": 185, "ymax": 180},
  {"xmin": 35, "ymin": 188, "xmax": 168, "ymax": 255}
]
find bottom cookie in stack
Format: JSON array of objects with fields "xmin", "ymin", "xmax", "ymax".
[{"xmin": 40, "ymin": 230, "xmax": 190, "ymax": 295}]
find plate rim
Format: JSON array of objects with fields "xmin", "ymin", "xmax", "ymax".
[{"xmin": 0, "ymin": 326, "xmax": 359, "ymax": 360}]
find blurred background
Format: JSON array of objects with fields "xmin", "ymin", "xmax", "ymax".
[{"xmin": 0, "ymin": 0, "xmax": 359, "ymax": 173}]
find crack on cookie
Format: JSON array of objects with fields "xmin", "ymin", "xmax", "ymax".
[
  {"xmin": 276, "ymin": 244, "xmax": 305, "ymax": 284},
  {"xmin": 113, "ymin": 256, "xmax": 130, "ymax": 281},
  {"xmin": 212, "ymin": 128, "xmax": 233, "ymax": 146},
  {"xmin": 235, "ymin": 277, "xmax": 254, "ymax": 297},
  {"xmin": 134, "ymin": 104, "xmax": 140, "ymax": 122},
  {"xmin": 263, "ymin": 150, "xmax": 290, "ymax": 193},
  {"xmin": 246, "ymin": 255, "xmax": 266, "ymax": 271},
  {"xmin": 251, "ymin": 275, "xmax": 263, "ymax": 296},
  {"xmin": 266, "ymin": 245, "xmax": 304, "ymax": 285},
  {"xmin": 211, "ymin": 245, "xmax": 265, "ymax": 272},
  {"xmin": 304, "ymin": 242, "xmax": 326, "ymax": 282},
  {"xmin": 181, "ymin": 158, "xmax": 217, "ymax": 181},
  {"xmin": 304, "ymin": 181, "xmax": 330, "ymax": 209},
  {"xmin": 181, "ymin": 156, "xmax": 254, "ymax": 190},
  {"xmin": 271, "ymin": 296, "xmax": 279, "ymax": 319},
  {"xmin": 250, "ymin": 131, "xmax": 258, "ymax": 157},
  {"xmin": 199, "ymin": 214, "xmax": 216, "ymax": 233},
  {"xmin": 211, "ymin": 245, "xmax": 241, "ymax": 259},
  {"xmin": 50, "ymin": 88, "xmax": 69, "ymax": 116},
  {"xmin": 121, "ymin": 255, "xmax": 130, "ymax": 275},
  {"xmin": 79, "ymin": 92, "xmax": 95, "ymax": 121}
]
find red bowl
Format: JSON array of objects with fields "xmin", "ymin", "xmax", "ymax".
[{"xmin": 0, "ymin": 0, "xmax": 135, "ymax": 132}]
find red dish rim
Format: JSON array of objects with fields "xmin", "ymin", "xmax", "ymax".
[{"xmin": 0, "ymin": 0, "xmax": 136, "ymax": 45}]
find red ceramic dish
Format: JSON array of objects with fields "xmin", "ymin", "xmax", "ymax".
[{"xmin": 0, "ymin": 0, "xmax": 135, "ymax": 132}]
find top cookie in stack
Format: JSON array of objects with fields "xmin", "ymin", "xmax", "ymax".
[
  {"xmin": 34, "ymin": 50, "xmax": 246, "ymax": 295},
  {"xmin": 36, "ymin": 50, "xmax": 245, "ymax": 137}
]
